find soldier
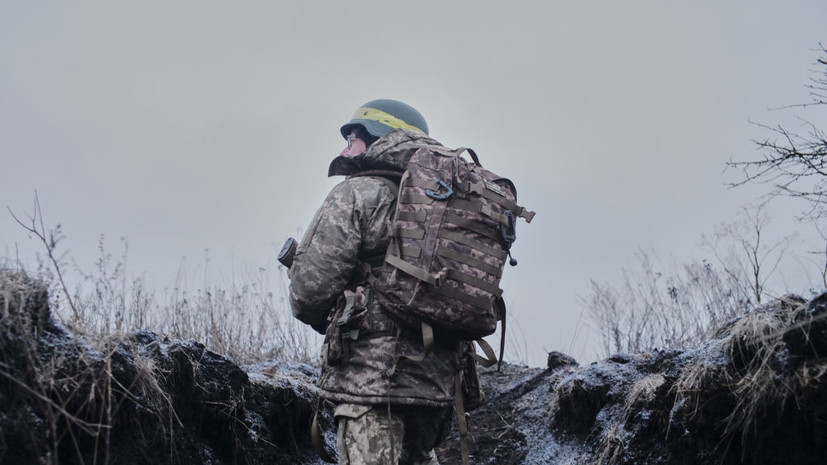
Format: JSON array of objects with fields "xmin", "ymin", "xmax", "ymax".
[{"xmin": 288, "ymin": 99, "xmax": 463, "ymax": 465}]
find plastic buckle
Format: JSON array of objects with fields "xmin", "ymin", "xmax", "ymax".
[
  {"xmin": 425, "ymin": 179, "xmax": 454, "ymax": 200},
  {"xmin": 500, "ymin": 209, "xmax": 516, "ymax": 245}
]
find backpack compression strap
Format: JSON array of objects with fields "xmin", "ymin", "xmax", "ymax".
[{"xmin": 349, "ymin": 168, "xmax": 507, "ymax": 367}]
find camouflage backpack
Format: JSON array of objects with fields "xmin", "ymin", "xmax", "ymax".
[{"xmin": 361, "ymin": 144, "xmax": 535, "ymax": 347}]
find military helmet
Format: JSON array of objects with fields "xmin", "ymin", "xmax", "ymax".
[{"xmin": 340, "ymin": 99, "xmax": 429, "ymax": 140}]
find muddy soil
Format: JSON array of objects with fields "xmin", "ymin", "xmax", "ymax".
[{"xmin": 2, "ymin": 270, "xmax": 825, "ymax": 464}]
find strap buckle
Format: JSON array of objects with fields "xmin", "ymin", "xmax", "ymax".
[
  {"xmin": 425, "ymin": 179, "xmax": 454, "ymax": 200},
  {"xmin": 337, "ymin": 287, "xmax": 369, "ymax": 340},
  {"xmin": 500, "ymin": 209, "xmax": 516, "ymax": 246}
]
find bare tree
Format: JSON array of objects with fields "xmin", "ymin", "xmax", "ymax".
[
  {"xmin": 727, "ymin": 45, "xmax": 827, "ymax": 221},
  {"xmin": 588, "ymin": 45, "xmax": 827, "ymax": 359},
  {"xmin": 585, "ymin": 206, "xmax": 797, "ymax": 357},
  {"xmin": 701, "ymin": 204, "xmax": 797, "ymax": 305}
]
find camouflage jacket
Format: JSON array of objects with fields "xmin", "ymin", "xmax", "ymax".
[{"xmin": 289, "ymin": 129, "xmax": 462, "ymax": 408}]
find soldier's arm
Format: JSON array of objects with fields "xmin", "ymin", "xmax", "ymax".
[{"xmin": 288, "ymin": 179, "xmax": 380, "ymax": 331}]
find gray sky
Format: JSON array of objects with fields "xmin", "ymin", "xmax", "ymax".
[{"xmin": 2, "ymin": 1, "xmax": 826, "ymax": 366}]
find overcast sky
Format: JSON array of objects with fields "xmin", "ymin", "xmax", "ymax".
[{"xmin": 2, "ymin": 1, "xmax": 826, "ymax": 366}]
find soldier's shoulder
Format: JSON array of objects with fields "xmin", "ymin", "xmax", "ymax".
[{"xmin": 334, "ymin": 175, "xmax": 397, "ymax": 199}]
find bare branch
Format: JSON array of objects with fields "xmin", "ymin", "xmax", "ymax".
[
  {"xmin": 8, "ymin": 193, "xmax": 80, "ymax": 319},
  {"xmin": 727, "ymin": 45, "xmax": 827, "ymax": 224},
  {"xmin": 0, "ymin": 363, "xmax": 109, "ymax": 436}
]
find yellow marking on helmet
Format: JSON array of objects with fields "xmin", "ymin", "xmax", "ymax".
[{"xmin": 352, "ymin": 107, "xmax": 425, "ymax": 133}]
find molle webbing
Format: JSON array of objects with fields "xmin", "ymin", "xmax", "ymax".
[
  {"xmin": 399, "ymin": 192, "xmax": 435, "ymax": 205},
  {"xmin": 396, "ymin": 210, "xmax": 428, "ymax": 222},
  {"xmin": 355, "ymin": 144, "xmax": 534, "ymax": 344},
  {"xmin": 394, "ymin": 228, "xmax": 425, "ymax": 240},
  {"xmin": 464, "ymin": 180, "xmax": 536, "ymax": 223},
  {"xmin": 390, "ymin": 174, "xmax": 507, "ymax": 298},
  {"xmin": 439, "ymin": 230, "xmax": 507, "ymax": 259},
  {"xmin": 430, "ymin": 284, "xmax": 493, "ymax": 310},
  {"xmin": 437, "ymin": 247, "xmax": 502, "ymax": 278},
  {"xmin": 449, "ymin": 198, "xmax": 512, "ymax": 227},
  {"xmin": 445, "ymin": 212, "xmax": 502, "ymax": 242},
  {"xmin": 400, "ymin": 245, "xmax": 422, "ymax": 258},
  {"xmin": 445, "ymin": 269, "xmax": 503, "ymax": 297}
]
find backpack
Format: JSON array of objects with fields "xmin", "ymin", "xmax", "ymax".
[{"xmin": 361, "ymin": 144, "xmax": 535, "ymax": 346}]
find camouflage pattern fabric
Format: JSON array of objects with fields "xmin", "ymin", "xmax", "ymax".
[
  {"xmin": 334, "ymin": 403, "xmax": 452, "ymax": 465},
  {"xmin": 370, "ymin": 144, "xmax": 520, "ymax": 341},
  {"xmin": 287, "ymin": 175, "xmax": 395, "ymax": 329},
  {"xmin": 290, "ymin": 129, "xmax": 443, "ymax": 329},
  {"xmin": 288, "ymin": 129, "xmax": 463, "ymax": 408}
]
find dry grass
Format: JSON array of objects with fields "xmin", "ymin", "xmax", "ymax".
[
  {"xmin": 791, "ymin": 360, "xmax": 827, "ymax": 393},
  {"xmin": 623, "ymin": 373, "xmax": 665, "ymax": 423},
  {"xmin": 8, "ymin": 197, "xmax": 318, "ymax": 365},
  {"xmin": 719, "ymin": 297, "xmax": 808, "ymax": 458},
  {"xmin": 2, "ymin": 203, "xmax": 320, "ymax": 462},
  {"xmin": 11, "ymin": 239, "xmax": 317, "ymax": 365},
  {"xmin": 584, "ymin": 250, "xmax": 755, "ymax": 357},
  {"xmin": 594, "ymin": 422, "xmax": 626, "ymax": 465},
  {"xmin": 2, "ymin": 268, "xmax": 240, "ymax": 463},
  {"xmin": 2, "ymin": 269, "xmax": 108, "ymax": 462},
  {"xmin": 669, "ymin": 361, "xmax": 716, "ymax": 424}
]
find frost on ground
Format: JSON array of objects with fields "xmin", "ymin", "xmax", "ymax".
[
  {"xmin": 439, "ymin": 294, "xmax": 827, "ymax": 465},
  {"xmin": 2, "ymin": 269, "xmax": 825, "ymax": 464}
]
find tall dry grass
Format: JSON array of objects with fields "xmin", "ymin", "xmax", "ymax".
[
  {"xmin": 1, "ymin": 267, "xmax": 258, "ymax": 464},
  {"xmin": 65, "ymin": 245, "xmax": 316, "ymax": 365},
  {"xmin": 61, "ymin": 238, "xmax": 318, "ymax": 365},
  {"xmin": 584, "ymin": 250, "xmax": 754, "ymax": 356},
  {"xmin": 2, "ymin": 228, "xmax": 318, "ymax": 463},
  {"xmin": 7, "ymin": 200, "xmax": 318, "ymax": 365}
]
